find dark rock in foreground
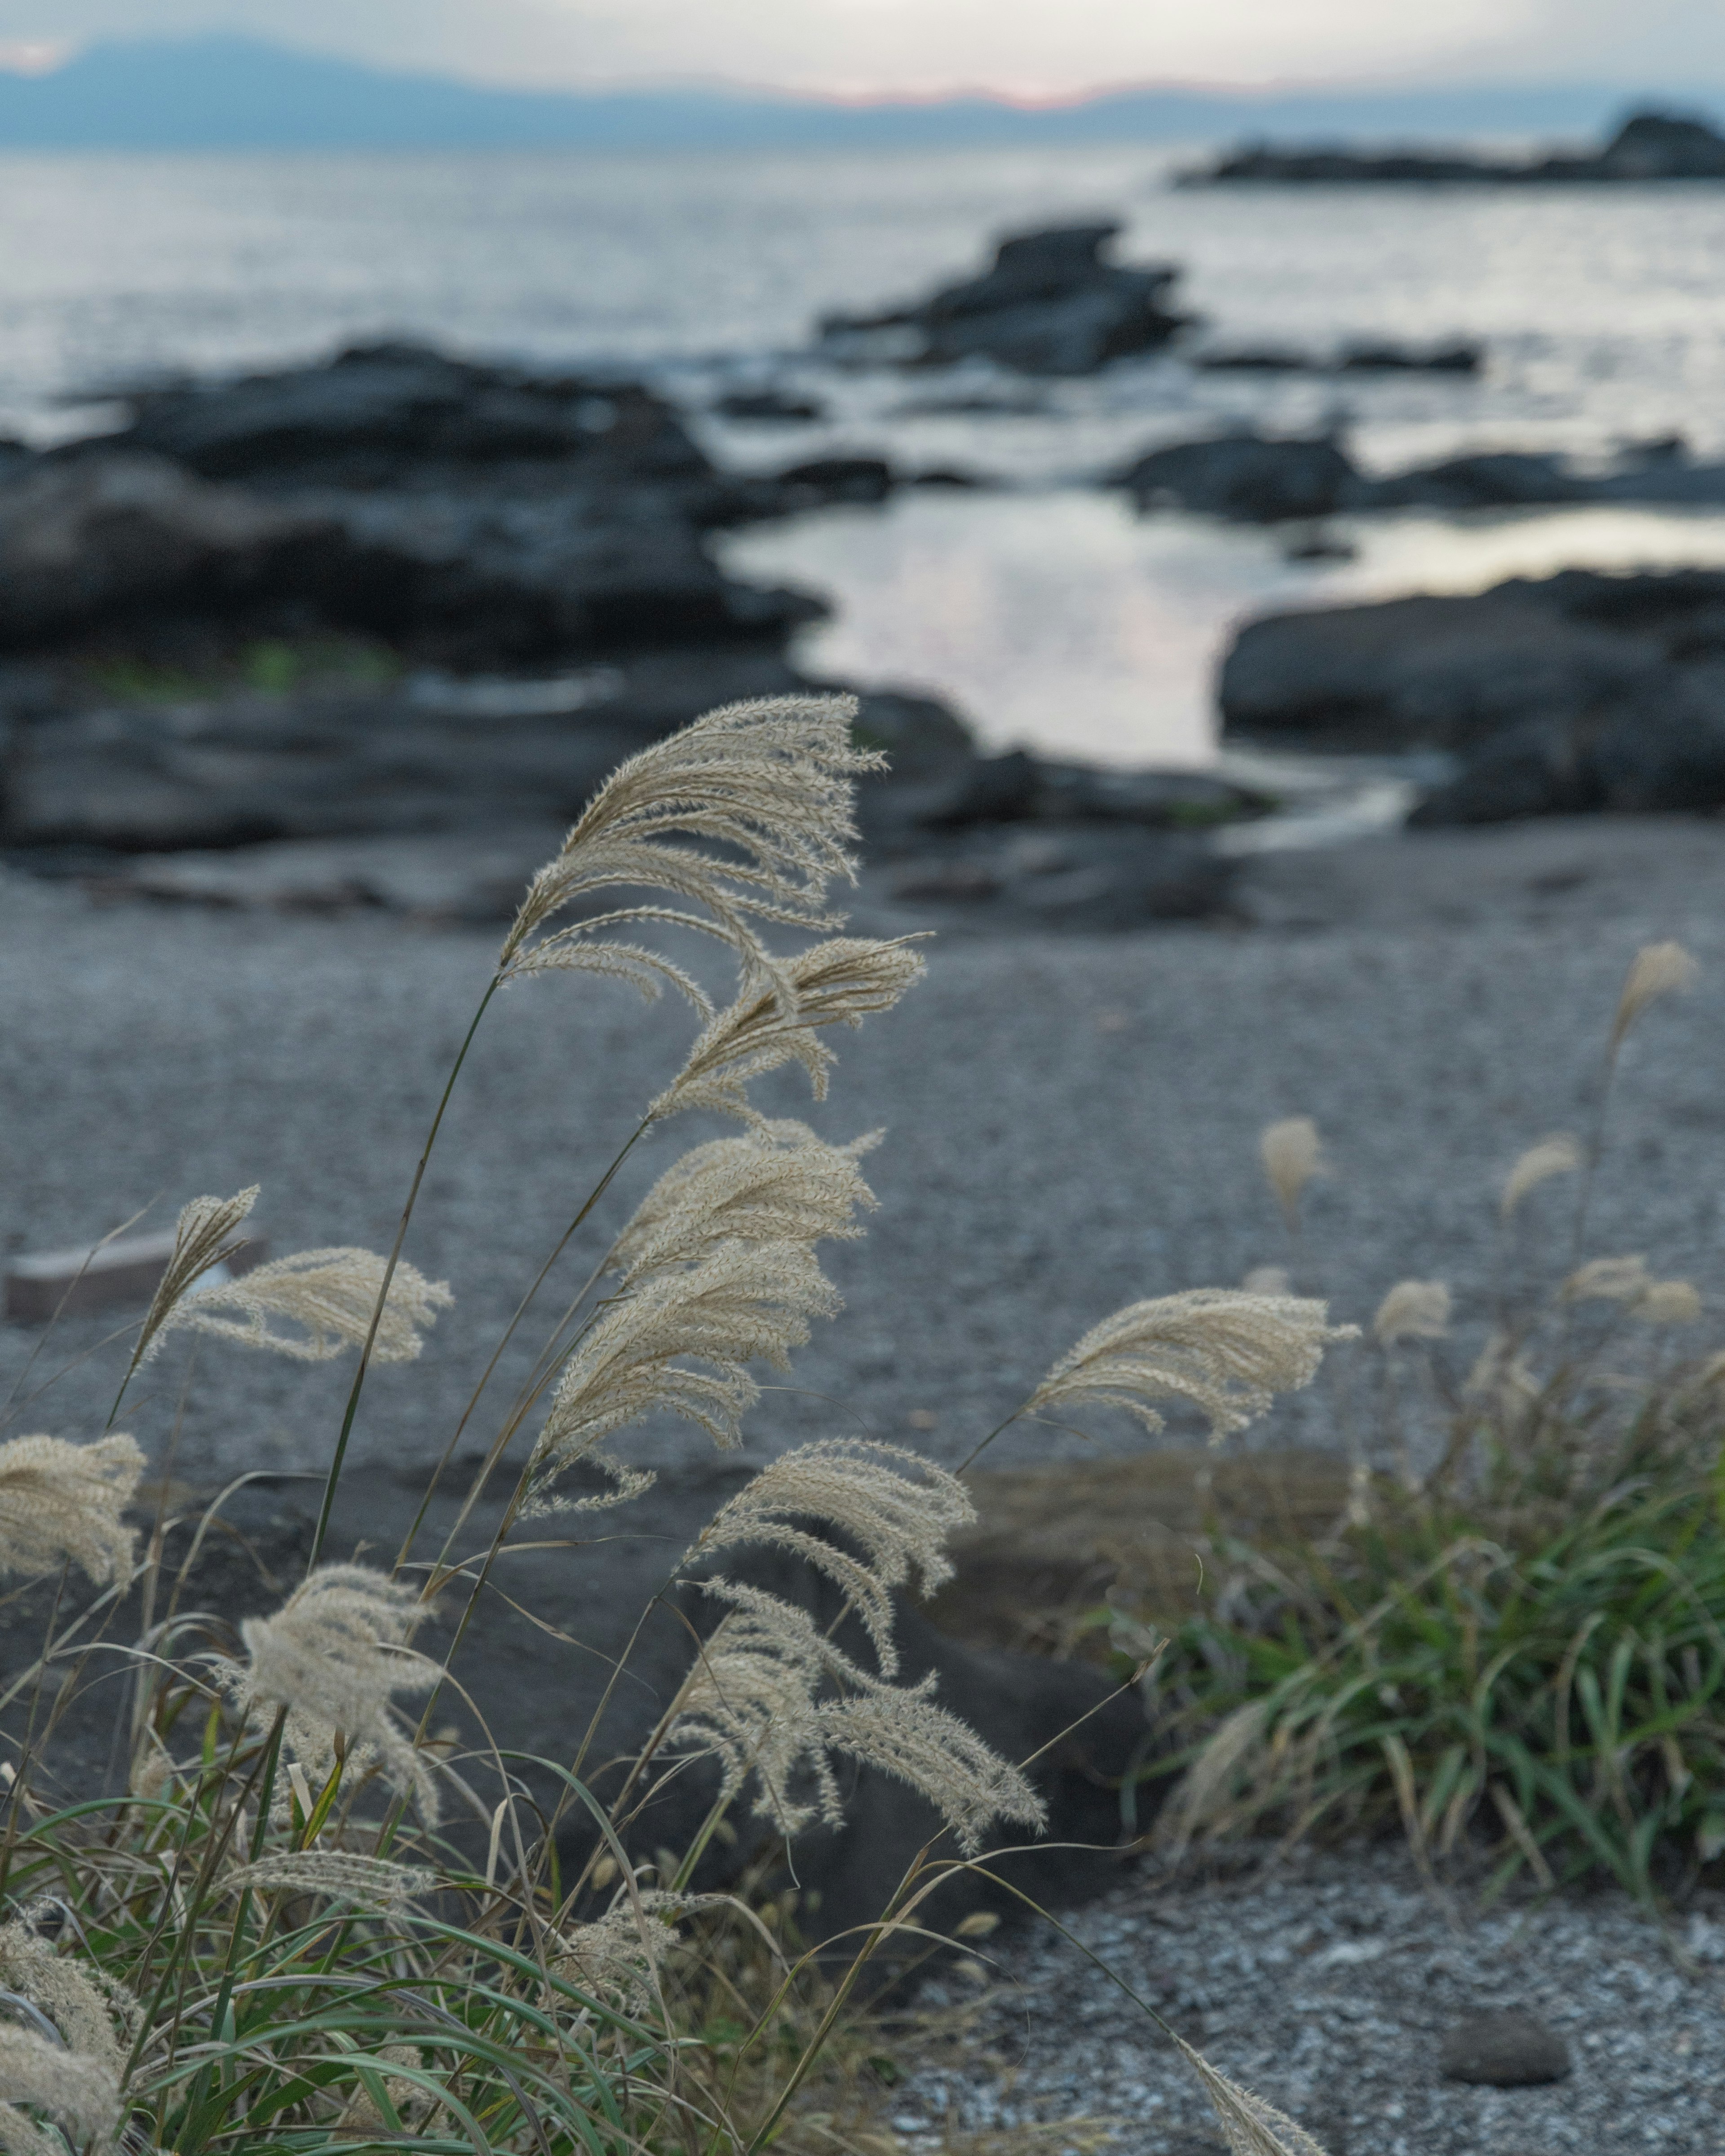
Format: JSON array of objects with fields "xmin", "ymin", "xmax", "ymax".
[
  {"xmin": 8, "ymin": 1457, "xmax": 1143, "ymax": 1957},
  {"xmin": 1221, "ymin": 567, "xmax": 1725, "ymax": 825},
  {"xmin": 820, "ymin": 223, "xmax": 1191, "ymax": 376},
  {"xmin": 1440, "ymin": 2010, "xmax": 1571, "ymax": 2087},
  {"xmin": 1185, "ymin": 107, "xmax": 1725, "ymax": 186},
  {"xmin": 1117, "ymin": 425, "xmax": 1725, "ymax": 523}
]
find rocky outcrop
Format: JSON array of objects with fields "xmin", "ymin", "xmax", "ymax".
[
  {"xmin": 1185, "ymin": 107, "xmax": 1725, "ymax": 185},
  {"xmin": 5, "ymin": 1456, "xmax": 1144, "ymax": 1955},
  {"xmin": 1117, "ymin": 427, "xmax": 1725, "ymax": 523},
  {"xmin": 819, "ymin": 223, "xmax": 1190, "ymax": 376},
  {"xmin": 1219, "ymin": 567, "xmax": 1725, "ymax": 824},
  {"xmin": 1195, "ymin": 340, "xmax": 1481, "ymax": 374}
]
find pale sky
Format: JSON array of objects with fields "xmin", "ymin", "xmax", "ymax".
[{"xmin": 6, "ymin": 0, "xmax": 1724, "ymax": 97}]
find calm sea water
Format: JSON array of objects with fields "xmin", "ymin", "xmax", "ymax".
[{"xmin": 10, "ymin": 146, "xmax": 1725, "ymax": 764}]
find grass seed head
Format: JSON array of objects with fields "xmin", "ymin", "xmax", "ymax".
[
  {"xmin": 1028, "ymin": 1289, "xmax": 1355, "ymax": 1445},
  {"xmin": 132, "ymin": 1184, "xmax": 259, "ymax": 1367},
  {"xmin": 0, "ymin": 2023, "xmax": 119, "ymax": 2156},
  {"xmin": 150, "ymin": 1247, "xmax": 451, "ymax": 1364},
  {"xmin": 1499, "ymin": 1132, "xmax": 1581, "ymax": 1219},
  {"xmin": 1176, "ymin": 2037, "xmax": 1332, "ymax": 2156},
  {"xmin": 1259, "ymin": 1118, "xmax": 1322, "ymax": 1230},
  {"xmin": 1610, "ymin": 939, "xmax": 1697, "ymax": 1051},
  {"xmin": 499, "ymin": 694, "xmax": 881, "ymax": 990},
  {"xmin": 0, "ymin": 1435, "xmax": 143, "ymax": 1586},
  {"xmin": 1372, "ymin": 1280, "xmax": 1451, "ymax": 1346}
]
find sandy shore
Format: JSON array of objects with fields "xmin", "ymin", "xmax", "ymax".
[{"xmin": 4, "ymin": 814, "xmax": 1725, "ymax": 1491}]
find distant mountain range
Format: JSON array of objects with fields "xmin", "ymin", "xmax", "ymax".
[{"xmin": 0, "ymin": 35, "xmax": 1716, "ymax": 153}]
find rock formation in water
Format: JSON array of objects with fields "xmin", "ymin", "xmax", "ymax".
[
  {"xmin": 819, "ymin": 222, "xmax": 1191, "ymax": 375},
  {"xmin": 1184, "ymin": 107, "xmax": 1725, "ymax": 186},
  {"xmin": 1220, "ymin": 568, "xmax": 1725, "ymax": 825}
]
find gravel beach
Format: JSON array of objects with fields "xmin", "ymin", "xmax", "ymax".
[
  {"xmin": 5, "ymin": 817, "xmax": 1725, "ymax": 1489},
  {"xmin": 5, "ymin": 817, "xmax": 1725, "ymax": 2148},
  {"xmin": 900, "ymin": 1844, "xmax": 1725, "ymax": 2155}
]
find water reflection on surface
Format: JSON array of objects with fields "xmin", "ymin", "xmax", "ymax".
[{"xmin": 722, "ymin": 494, "xmax": 1725, "ymax": 768}]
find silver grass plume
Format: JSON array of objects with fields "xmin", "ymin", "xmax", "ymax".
[
  {"xmin": 0, "ymin": 1435, "xmax": 143, "ymax": 1586},
  {"xmin": 0, "ymin": 2024, "xmax": 118, "ymax": 2156},
  {"xmin": 0, "ymin": 1917, "xmax": 137, "ymax": 2082},
  {"xmin": 668, "ymin": 1581, "xmax": 1045, "ymax": 1855},
  {"xmin": 1175, "ymin": 2037, "xmax": 1332, "ymax": 2156},
  {"xmin": 1372, "ymin": 1281, "xmax": 1451, "ymax": 1346},
  {"xmin": 524, "ymin": 1241, "xmax": 840, "ymax": 1514},
  {"xmin": 1561, "ymin": 1255, "xmax": 1653, "ymax": 1303},
  {"xmin": 1560, "ymin": 1256, "xmax": 1701, "ymax": 1325},
  {"xmin": 131, "ymin": 1184, "xmax": 259, "ymax": 1368},
  {"xmin": 227, "ymin": 1851, "xmax": 433, "ymax": 1913},
  {"xmin": 147, "ymin": 1247, "xmax": 452, "ymax": 1364},
  {"xmin": 1259, "ymin": 1118, "xmax": 1322, "ymax": 1230},
  {"xmin": 222, "ymin": 1565, "xmax": 441, "ymax": 1821},
  {"xmin": 553, "ymin": 1890, "xmax": 722, "ymax": 2016},
  {"xmin": 650, "ymin": 937, "xmax": 926, "ymax": 1126},
  {"xmin": 1500, "ymin": 1132, "xmax": 1581, "ymax": 1219},
  {"xmin": 1026, "ymin": 1290, "xmax": 1355, "ymax": 1444},
  {"xmin": 498, "ymin": 695, "xmax": 882, "ymax": 996},
  {"xmin": 682, "ymin": 1440, "xmax": 975, "ymax": 1675},
  {"xmin": 1610, "ymin": 939, "xmax": 1697, "ymax": 1051},
  {"xmin": 611, "ymin": 1121, "xmax": 879, "ymax": 1286}
]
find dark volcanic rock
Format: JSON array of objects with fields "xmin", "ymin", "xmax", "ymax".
[
  {"xmin": 6, "ymin": 1457, "xmax": 1145, "ymax": 1957},
  {"xmin": 820, "ymin": 222, "xmax": 1190, "ymax": 376},
  {"xmin": 1119, "ymin": 431, "xmax": 1360, "ymax": 521},
  {"xmin": 1119, "ymin": 426, "xmax": 1725, "ymax": 524},
  {"xmin": 1221, "ymin": 566, "xmax": 1725, "ymax": 826},
  {"xmin": 915, "ymin": 749, "xmax": 1267, "ymax": 831},
  {"xmin": 1185, "ymin": 106, "xmax": 1725, "ymax": 185},
  {"xmin": 712, "ymin": 387, "xmax": 826, "ymax": 422},
  {"xmin": 0, "ymin": 454, "xmax": 349, "ymax": 646},
  {"xmin": 95, "ymin": 340, "xmax": 708, "ymax": 490},
  {"xmin": 30, "ymin": 344, "xmax": 826, "ymax": 664},
  {"xmin": 1194, "ymin": 340, "xmax": 1481, "ymax": 375},
  {"xmin": 1440, "ymin": 2010, "xmax": 1571, "ymax": 2087},
  {"xmin": 0, "ymin": 650, "xmax": 811, "ymax": 854}
]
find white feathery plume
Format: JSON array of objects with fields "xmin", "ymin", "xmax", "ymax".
[
  {"xmin": 1259, "ymin": 1118, "xmax": 1322, "ymax": 1230},
  {"xmin": 1633, "ymin": 1278, "xmax": 1702, "ymax": 1325},
  {"xmin": 1561, "ymin": 1255, "xmax": 1653, "ymax": 1303},
  {"xmin": 498, "ymin": 694, "xmax": 882, "ymax": 995},
  {"xmin": 1372, "ymin": 1281, "xmax": 1451, "ymax": 1346},
  {"xmin": 612, "ymin": 1122, "xmax": 879, "ymax": 1287},
  {"xmin": 524, "ymin": 1241, "xmax": 840, "ymax": 1513},
  {"xmin": 227, "ymin": 1851, "xmax": 433, "ymax": 1913},
  {"xmin": 1174, "ymin": 2037, "xmax": 1333, "ymax": 2156},
  {"xmin": 0, "ymin": 2024, "xmax": 119, "ymax": 2156},
  {"xmin": 1026, "ymin": 1290, "xmax": 1355, "ymax": 1445},
  {"xmin": 813, "ymin": 1691, "xmax": 1047, "ymax": 1855},
  {"xmin": 1500, "ymin": 1133, "xmax": 1581, "ymax": 1219},
  {"xmin": 1240, "ymin": 1265, "xmax": 1290, "ymax": 1296},
  {"xmin": 668, "ymin": 1581, "xmax": 1046, "ymax": 1855},
  {"xmin": 0, "ymin": 1435, "xmax": 143, "ymax": 1586},
  {"xmin": 650, "ymin": 938, "xmax": 926, "ymax": 1126},
  {"xmin": 666, "ymin": 1594, "xmax": 845, "ymax": 1838},
  {"xmin": 0, "ymin": 1917, "xmax": 137, "ymax": 2079},
  {"xmin": 682, "ymin": 1440, "xmax": 975, "ymax": 1676},
  {"xmin": 147, "ymin": 1247, "xmax": 451, "ymax": 1364},
  {"xmin": 553, "ymin": 1891, "xmax": 722, "ymax": 2016},
  {"xmin": 1464, "ymin": 1329, "xmax": 1541, "ymax": 1411},
  {"xmin": 1610, "ymin": 940, "xmax": 1697, "ymax": 1051},
  {"xmin": 131, "ymin": 1184, "xmax": 260, "ymax": 1367},
  {"xmin": 221, "ymin": 1565, "xmax": 441, "ymax": 1821}
]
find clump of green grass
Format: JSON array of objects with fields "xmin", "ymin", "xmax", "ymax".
[{"xmin": 1122, "ymin": 942, "xmax": 1725, "ymax": 1909}]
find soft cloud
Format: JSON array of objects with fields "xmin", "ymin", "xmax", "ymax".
[{"xmin": 5, "ymin": 0, "xmax": 1723, "ymax": 97}]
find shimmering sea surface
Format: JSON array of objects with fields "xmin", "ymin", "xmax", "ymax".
[{"xmin": 9, "ymin": 145, "xmax": 1725, "ymax": 762}]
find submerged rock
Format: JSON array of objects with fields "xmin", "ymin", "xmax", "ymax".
[{"xmin": 820, "ymin": 222, "xmax": 1191, "ymax": 376}]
